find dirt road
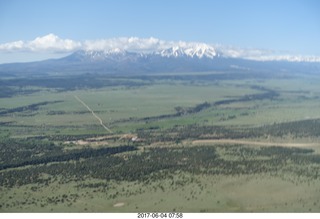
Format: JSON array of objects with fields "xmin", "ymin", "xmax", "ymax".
[
  {"xmin": 74, "ymin": 95, "xmax": 113, "ymax": 133},
  {"xmin": 192, "ymin": 139, "xmax": 319, "ymax": 148}
]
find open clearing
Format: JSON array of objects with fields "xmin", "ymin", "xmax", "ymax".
[
  {"xmin": 113, "ymin": 202, "xmax": 125, "ymax": 208},
  {"xmin": 192, "ymin": 139, "xmax": 320, "ymax": 148},
  {"xmin": 1, "ymin": 172, "xmax": 319, "ymax": 212}
]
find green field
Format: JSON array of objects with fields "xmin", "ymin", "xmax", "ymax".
[{"xmin": 1, "ymin": 71, "xmax": 320, "ymax": 212}]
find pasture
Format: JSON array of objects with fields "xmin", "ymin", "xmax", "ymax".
[{"xmin": 1, "ymin": 71, "xmax": 320, "ymax": 212}]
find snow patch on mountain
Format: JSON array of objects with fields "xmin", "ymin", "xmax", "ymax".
[{"xmin": 159, "ymin": 43, "xmax": 219, "ymax": 59}]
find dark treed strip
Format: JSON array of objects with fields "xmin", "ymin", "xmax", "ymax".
[
  {"xmin": 0, "ymin": 146, "xmax": 136, "ymax": 171},
  {"xmin": 0, "ymin": 101, "xmax": 63, "ymax": 115}
]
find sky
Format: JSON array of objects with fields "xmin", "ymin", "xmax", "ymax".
[{"xmin": 0, "ymin": 0, "xmax": 319, "ymax": 63}]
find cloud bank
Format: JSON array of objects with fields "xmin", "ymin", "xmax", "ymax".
[
  {"xmin": 0, "ymin": 34, "xmax": 81, "ymax": 53},
  {"xmin": 0, "ymin": 34, "xmax": 176, "ymax": 53},
  {"xmin": 1, "ymin": 34, "xmax": 320, "ymax": 62}
]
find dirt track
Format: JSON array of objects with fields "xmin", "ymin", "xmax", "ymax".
[
  {"xmin": 74, "ymin": 95, "xmax": 113, "ymax": 133},
  {"xmin": 192, "ymin": 139, "xmax": 319, "ymax": 148}
]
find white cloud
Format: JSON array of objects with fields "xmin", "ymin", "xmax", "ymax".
[
  {"xmin": 83, "ymin": 37, "xmax": 174, "ymax": 52},
  {"xmin": 28, "ymin": 34, "xmax": 81, "ymax": 52},
  {"xmin": 0, "ymin": 34, "xmax": 280, "ymax": 58},
  {"xmin": 216, "ymin": 45, "xmax": 273, "ymax": 59},
  {"xmin": 0, "ymin": 33, "xmax": 81, "ymax": 53},
  {"xmin": 0, "ymin": 34, "xmax": 218, "ymax": 54},
  {"xmin": 1, "ymin": 34, "xmax": 320, "ymax": 62},
  {"xmin": 0, "ymin": 40, "xmax": 24, "ymax": 51},
  {"xmin": 248, "ymin": 55, "xmax": 320, "ymax": 62},
  {"xmin": 216, "ymin": 45, "xmax": 320, "ymax": 62}
]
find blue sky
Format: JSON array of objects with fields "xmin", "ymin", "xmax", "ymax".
[{"xmin": 0, "ymin": 0, "xmax": 319, "ymax": 63}]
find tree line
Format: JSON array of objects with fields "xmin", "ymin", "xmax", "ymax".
[{"xmin": 0, "ymin": 137, "xmax": 136, "ymax": 171}]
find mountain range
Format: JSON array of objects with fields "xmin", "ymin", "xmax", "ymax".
[{"xmin": 0, "ymin": 44, "xmax": 320, "ymax": 76}]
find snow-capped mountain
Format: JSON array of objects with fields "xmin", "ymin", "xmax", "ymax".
[
  {"xmin": 70, "ymin": 43, "xmax": 220, "ymax": 61},
  {"xmin": 159, "ymin": 46, "xmax": 187, "ymax": 58},
  {"xmin": 0, "ymin": 42, "xmax": 319, "ymax": 76},
  {"xmin": 1, "ymin": 34, "xmax": 320, "ymax": 64},
  {"xmin": 158, "ymin": 44, "xmax": 219, "ymax": 59}
]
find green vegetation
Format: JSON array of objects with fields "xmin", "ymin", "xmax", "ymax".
[{"xmin": 1, "ymin": 71, "xmax": 320, "ymax": 212}]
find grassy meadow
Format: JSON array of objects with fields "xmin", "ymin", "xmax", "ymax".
[
  {"xmin": 1, "ymin": 71, "xmax": 320, "ymax": 212},
  {"xmin": 1, "ymin": 173, "xmax": 319, "ymax": 212}
]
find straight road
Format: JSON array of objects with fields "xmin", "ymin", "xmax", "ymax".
[{"xmin": 74, "ymin": 95, "xmax": 113, "ymax": 133}]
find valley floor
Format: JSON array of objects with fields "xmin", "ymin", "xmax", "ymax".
[{"xmin": 1, "ymin": 71, "xmax": 320, "ymax": 212}]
